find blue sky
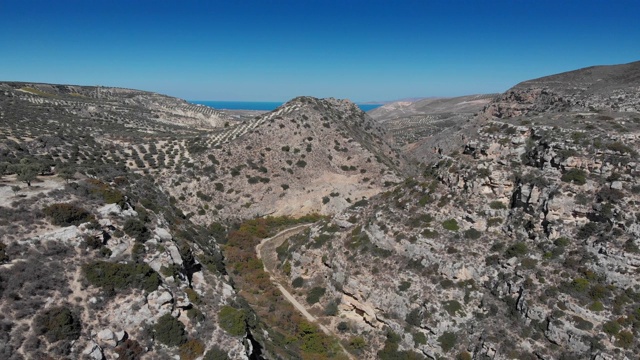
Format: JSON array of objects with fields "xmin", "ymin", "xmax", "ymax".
[{"xmin": 1, "ymin": 0, "xmax": 639, "ymax": 102}]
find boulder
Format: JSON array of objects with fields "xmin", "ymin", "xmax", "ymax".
[
  {"xmin": 96, "ymin": 328, "xmax": 116, "ymax": 347},
  {"xmin": 82, "ymin": 341, "xmax": 103, "ymax": 360},
  {"xmin": 147, "ymin": 289, "xmax": 173, "ymax": 313},
  {"xmin": 155, "ymin": 228, "xmax": 172, "ymax": 242}
]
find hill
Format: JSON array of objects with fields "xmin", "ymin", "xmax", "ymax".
[
  {"xmin": 273, "ymin": 62, "xmax": 640, "ymax": 359},
  {"xmin": 484, "ymin": 60, "xmax": 640, "ymax": 118},
  {"xmin": 161, "ymin": 96, "xmax": 402, "ymax": 225},
  {"xmin": 0, "ymin": 60, "xmax": 638, "ymax": 359},
  {"xmin": 0, "ymin": 83, "xmax": 401, "ymax": 360}
]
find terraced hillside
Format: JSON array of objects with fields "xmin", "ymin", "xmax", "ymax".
[{"xmin": 163, "ymin": 96, "xmax": 403, "ymax": 224}]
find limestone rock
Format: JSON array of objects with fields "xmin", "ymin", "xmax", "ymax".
[
  {"xmin": 96, "ymin": 328, "xmax": 116, "ymax": 347},
  {"xmin": 82, "ymin": 341, "xmax": 103, "ymax": 360},
  {"xmin": 155, "ymin": 228, "xmax": 172, "ymax": 242},
  {"xmin": 147, "ymin": 288, "xmax": 173, "ymax": 313}
]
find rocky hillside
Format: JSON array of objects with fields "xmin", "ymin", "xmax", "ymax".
[
  {"xmin": 484, "ymin": 61, "xmax": 640, "ymax": 118},
  {"xmin": 167, "ymin": 96, "xmax": 402, "ymax": 225},
  {"xmin": 0, "ymin": 83, "xmax": 402, "ymax": 359},
  {"xmin": 273, "ymin": 63, "xmax": 640, "ymax": 359},
  {"xmin": 0, "ymin": 168, "xmax": 250, "ymax": 359},
  {"xmin": 0, "ymin": 61, "xmax": 638, "ymax": 360},
  {"xmin": 369, "ymin": 94, "xmax": 498, "ymax": 165},
  {"xmin": 369, "ymin": 94, "xmax": 497, "ymax": 123}
]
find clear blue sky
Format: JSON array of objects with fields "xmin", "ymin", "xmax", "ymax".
[{"xmin": 1, "ymin": 0, "xmax": 638, "ymax": 102}]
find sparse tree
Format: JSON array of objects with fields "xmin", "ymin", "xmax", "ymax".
[
  {"xmin": 16, "ymin": 164, "xmax": 38, "ymax": 187},
  {"xmin": 0, "ymin": 162, "xmax": 8, "ymax": 179},
  {"xmin": 11, "ymin": 185, "xmax": 20, "ymax": 196},
  {"xmin": 57, "ymin": 165, "xmax": 76, "ymax": 183}
]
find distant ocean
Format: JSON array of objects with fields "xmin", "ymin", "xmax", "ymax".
[{"xmin": 190, "ymin": 100, "xmax": 382, "ymax": 112}]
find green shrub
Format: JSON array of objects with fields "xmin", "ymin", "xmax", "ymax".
[
  {"xmin": 179, "ymin": 339, "xmax": 205, "ymax": 360},
  {"xmin": 413, "ymin": 332, "xmax": 427, "ymax": 346},
  {"xmin": 570, "ymin": 278, "xmax": 590, "ymax": 293},
  {"xmin": 131, "ymin": 242, "xmax": 145, "ymax": 263},
  {"xmin": 348, "ymin": 336, "xmax": 366, "ymax": 351},
  {"xmin": 297, "ymin": 321, "xmax": 333, "ymax": 354},
  {"xmin": 505, "ymin": 242, "xmax": 528, "ymax": 257},
  {"xmin": 306, "ymin": 287, "xmax": 326, "ymax": 304},
  {"xmin": 589, "ymin": 284, "xmax": 609, "ymax": 300},
  {"xmin": 615, "ymin": 330, "xmax": 634, "ymax": 348},
  {"xmin": 186, "ymin": 307, "xmax": 205, "ymax": 323},
  {"xmin": 351, "ymin": 199, "xmax": 369, "ymax": 208},
  {"xmin": 123, "ymin": 218, "xmax": 151, "ymax": 242},
  {"xmin": 487, "ymin": 217, "xmax": 503, "ymax": 227},
  {"xmin": 489, "ymin": 201, "xmax": 506, "ymax": 210},
  {"xmin": 203, "ymin": 346, "xmax": 230, "ymax": 360},
  {"xmin": 421, "ymin": 229, "xmax": 438, "ymax": 238},
  {"xmin": 577, "ymin": 222, "xmax": 600, "ymax": 239},
  {"xmin": 438, "ymin": 331, "xmax": 457, "ymax": 352},
  {"xmin": 606, "ymin": 141, "xmax": 633, "ymax": 154},
  {"xmin": 573, "ymin": 316, "xmax": 593, "ymax": 330},
  {"xmin": 398, "ymin": 281, "xmax": 411, "ymax": 292},
  {"xmin": 292, "ymin": 277, "xmax": 304, "ymax": 288},
  {"xmin": 115, "ymin": 339, "xmax": 144, "ymax": 360},
  {"xmin": 443, "ymin": 300, "xmax": 462, "ymax": 316},
  {"xmin": 442, "ymin": 219, "xmax": 459, "ymax": 231},
  {"xmin": 518, "ymin": 258, "xmax": 537, "ymax": 270},
  {"xmin": 185, "ymin": 288, "xmax": 201, "ymax": 304},
  {"xmin": 218, "ymin": 306, "xmax": 246, "ymax": 336},
  {"xmin": 34, "ymin": 306, "xmax": 82, "ymax": 342},
  {"xmin": 0, "ymin": 242, "xmax": 8, "ymax": 263},
  {"xmin": 589, "ymin": 301, "xmax": 604, "ymax": 312},
  {"xmin": 405, "ymin": 307, "xmax": 423, "ymax": 327},
  {"xmin": 86, "ymin": 179, "xmax": 126, "ymax": 206},
  {"xmin": 311, "ymin": 234, "xmax": 331, "ymax": 249},
  {"xmin": 43, "ymin": 203, "xmax": 94, "ymax": 226},
  {"xmin": 464, "ymin": 228, "xmax": 481, "ymax": 239},
  {"xmin": 324, "ymin": 299, "xmax": 339, "ymax": 316},
  {"xmin": 296, "ymin": 160, "xmax": 307, "ymax": 168},
  {"xmin": 83, "ymin": 260, "xmax": 160, "ymax": 292},
  {"xmin": 154, "ymin": 313, "xmax": 187, "ymax": 347},
  {"xmin": 603, "ymin": 320, "xmax": 620, "ymax": 335},
  {"xmin": 561, "ymin": 168, "xmax": 587, "ymax": 185},
  {"xmin": 554, "ymin": 237, "xmax": 570, "ymax": 247},
  {"xmin": 196, "ymin": 191, "xmax": 212, "ymax": 202}
]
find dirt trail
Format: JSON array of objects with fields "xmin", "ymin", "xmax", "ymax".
[{"xmin": 256, "ymin": 224, "xmax": 354, "ymax": 360}]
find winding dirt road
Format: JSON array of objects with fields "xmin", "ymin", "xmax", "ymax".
[{"xmin": 255, "ymin": 224, "xmax": 354, "ymax": 359}]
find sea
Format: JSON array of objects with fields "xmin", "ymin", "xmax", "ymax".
[{"xmin": 190, "ymin": 100, "xmax": 382, "ymax": 112}]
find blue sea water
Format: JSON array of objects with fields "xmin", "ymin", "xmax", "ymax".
[{"xmin": 190, "ymin": 100, "xmax": 382, "ymax": 112}]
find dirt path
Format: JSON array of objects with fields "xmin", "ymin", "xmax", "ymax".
[{"xmin": 256, "ymin": 224, "xmax": 354, "ymax": 359}]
